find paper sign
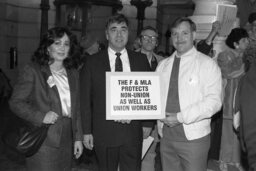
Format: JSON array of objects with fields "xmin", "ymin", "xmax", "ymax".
[
  {"xmin": 106, "ymin": 72, "xmax": 165, "ymax": 120},
  {"xmin": 216, "ymin": 4, "xmax": 237, "ymax": 36}
]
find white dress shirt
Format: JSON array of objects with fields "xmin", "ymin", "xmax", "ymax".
[
  {"xmin": 108, "ymin": 47, "xmax": 131, "ymax": 72},
  {"xmin": 51, "ymin": 68, "xmax": 71, "ymax": 118}
]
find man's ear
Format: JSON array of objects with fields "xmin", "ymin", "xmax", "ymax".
[
  {"xmin": 138, "ymin": 37, "xmax": 142, "ymax": 46},
  {"xmin": 192, "ymin": 31, "xmax": 196, "ymax": 41}
]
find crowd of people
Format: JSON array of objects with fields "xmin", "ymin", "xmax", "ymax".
[{"xmin": 4, "ymin": 11, "xmax": 256, "ymax": 171}]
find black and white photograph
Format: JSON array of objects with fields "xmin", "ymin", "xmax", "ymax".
[{"xmin": 0, "ymin": 0, "xmax": 256, "ymax": 171}]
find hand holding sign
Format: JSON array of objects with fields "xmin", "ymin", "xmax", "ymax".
[
  {"xmin": 160, "ymin": 112, "xmax": 180, "ymax": 127},
  {"xmin": 114, "ymin": 120, "xmax": 131, "ymax": 124}
]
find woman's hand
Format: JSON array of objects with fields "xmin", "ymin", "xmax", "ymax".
[
  {"xmin": 74, "ymin": 141, "xmax": 83, "ymax": 159},
  {"xmin": 43, "ymin": 111, "xmax": 59, "ymax": 124}
]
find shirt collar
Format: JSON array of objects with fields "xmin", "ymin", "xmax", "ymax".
[
  {"xmin": 108, "ymin": 47, "xmax": 129, "ymax": 64},
  {"xmin": 108, "ymin": 47, "xmax": 126, "ymax": 56},
  {"xmin": 174, "ymin": 46, "xmax": 196, "ymax": 58}
]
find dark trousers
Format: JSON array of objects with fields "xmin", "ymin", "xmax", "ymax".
[
  {"xmin": 160, "ymin": 135, "xmax": 210, "ymax": 171},
  {"xmin": 95, "ymin": 143, "xmax": 142, "ymax": 171}
]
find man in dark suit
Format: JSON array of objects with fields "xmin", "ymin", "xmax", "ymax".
[{"xmin": 80, "ymin": 14, "xmax": 153, "ymax": 171}]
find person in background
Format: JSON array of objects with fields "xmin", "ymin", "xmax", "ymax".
[
  {"xmin": 0, "ymin": 68, "xmax": 12, "ymax": 101},
  {"xmin": 0, "ymin": 68, "xmax": 13, "ymax": 136},
  {"xmin": 157, "ymin": 17, "xmax": 222, "ymax": 171},
  {"xmin": 80, "ymin": 34, "xmax": 100, "ymax": 56},
  {"xmin": 79, "ymin": 33, "xmax": 101, "ymax": 68},
  {"xmin": 132, "ymin": 36, "xmax": 141, "ymax": 52},
  {"xmin": 196, "ymin": 21, "xmax": 221, "ymax": 57},
  {"xmin": 196, "ymin": 21, "xmax": 223, "ymax": 162},
  {"xmin": 9, "ymin": 27, "xmax": 83, "ymax": 171},
  {"xmin": 139, "ymin": 26, "xmax": 164, "ymax": 71},
  {"xmin": 80, "ymin": 14, "xmax": 153, "ymax": 171},
  {"xmin": 78, "ymin": 33, "xmax": 103, "ymax": 168},
  {"xmin": 239, "ymin": 45, "xmax": 256, "ymax": 171},
  {"xmin": 217, "ymin": 28, "xmax": 249, "ymax": 171},
  {"xmin": 247, "ymin": 12, "xmax": 256, "ymax": 48},
  {"xmin": 138, "ymin": 26, "xmax": 164, "ymax": 171}
]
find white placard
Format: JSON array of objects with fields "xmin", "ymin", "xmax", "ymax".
[
  {"xmin": 106, "ymin": 72, "xmax": 165, "ymax": 120},
  {"xmin": 216, "ymin": 4, "xmax": 237, "ymax": 36}
]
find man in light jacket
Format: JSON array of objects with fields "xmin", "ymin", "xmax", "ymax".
[{"xmin": 157, "ymin": 17, "xmax": 222, "ymax": 171}]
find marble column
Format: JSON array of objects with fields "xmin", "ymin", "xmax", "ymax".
[{"xmin": 190, "ymin": 0, "xmax": 237, "ymax": 59}]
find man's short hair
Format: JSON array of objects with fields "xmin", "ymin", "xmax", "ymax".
[
  {"xmin": 171, "ymin": 17, "xmax": 196, "ymax": 32},
  {"xmin": 105, "ymin": 14, "xmax": 129, "ymax": 29},
  {"xmin": 140, "ymin": 26, "xmax": 158, "ymax": 36}
]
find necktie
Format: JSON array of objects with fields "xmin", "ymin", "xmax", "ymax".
[
  {"xmin": 165, "ymin": 56, "xmax": 181, "ymax": 113},
  {"xmin": 115, "ymin": 52, "xmax": 123, "ymax": 72},
  {"xmin": 151, "ymin": 55, "xmax": 158, "ymax": 71}
]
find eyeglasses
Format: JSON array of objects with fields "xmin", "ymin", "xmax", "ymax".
[{"xmin": 141, "ymin": 35, "xmax": 158, "ymax": 43}]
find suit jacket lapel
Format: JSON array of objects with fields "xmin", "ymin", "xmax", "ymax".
[
  {"xmin": 101, "ymin": 50, "xmax": 111, "ymax": 71},
  {"xmin": 40, "ymin": 65, "xmax": 62, "ymax": 116},
  {"xmin": 127, "ymin": 50, "xmax": 135, "ymax": 71}
]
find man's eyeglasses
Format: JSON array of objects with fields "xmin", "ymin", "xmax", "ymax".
[{"xmin": 141, "ymin": 35, "xmax": 158, "ymax": 43}]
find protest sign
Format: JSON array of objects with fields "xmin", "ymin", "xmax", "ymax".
[
  {"xmin": 216, "ymin": 4, "xmax": 237, "ymax": 36},
  {"xmin": 106, "ymin": 72, "xmax": 164, "ymax": 120}
]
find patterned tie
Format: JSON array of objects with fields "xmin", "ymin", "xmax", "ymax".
[
  {"xmin": 115, "ymin": 52, "xmax": 123, "ymax": 72},
  {"xmin": 165, "ymin": 56, "xmax": 181, "ymax": 113},
  {"xmin": 151, "ymin": 55, "xmax": 158, "ymax": 71}
]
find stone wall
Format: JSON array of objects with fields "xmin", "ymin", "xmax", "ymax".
[
  {"xmin": 0, "ymin": 0, "xmax": 159, "ymax": 84},
  {"xmin": 0, "ymin": 0, "xmax": 55, "ymax": 84},
  {"xmin": 2, "ymin": 0, "xmax": 238, "ymax": 84}
]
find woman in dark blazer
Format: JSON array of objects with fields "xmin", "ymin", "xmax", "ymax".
[{"xmin": 9, "ymin": 27, "xmax": 83, "ymax": 171}]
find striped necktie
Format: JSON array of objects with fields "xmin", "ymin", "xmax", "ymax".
[
  {"xmin": 151, "ymin": 55, "xmax": 158, "ymax": 71},
  {"xmin": 115, "ymin": 52, "xmax": 122, "ymax": 72}
]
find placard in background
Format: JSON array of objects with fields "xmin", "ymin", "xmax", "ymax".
[{"xmin": 216, "ymin": 4, "xmax": 237, "ymax": 36}]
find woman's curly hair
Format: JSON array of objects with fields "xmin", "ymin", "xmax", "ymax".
[
  {"xmin": 243, "ymin": 45, "xmax": 256, "ymax": 72},
  {"xmin": 31, "ymin": 27, "xmax": 81, "ymax": 69}
]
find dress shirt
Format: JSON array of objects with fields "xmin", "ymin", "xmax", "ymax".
[
  {"xmin": 51, "ymin": 68, "xmax": 71, "ymax": 118},
  {"xmin": 157, "ymin": 47, "xmax": 222, "ymax": 140},
  {"xmin": 108, "ymin": 47, "xmax": 131, "ymax": 72}
]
